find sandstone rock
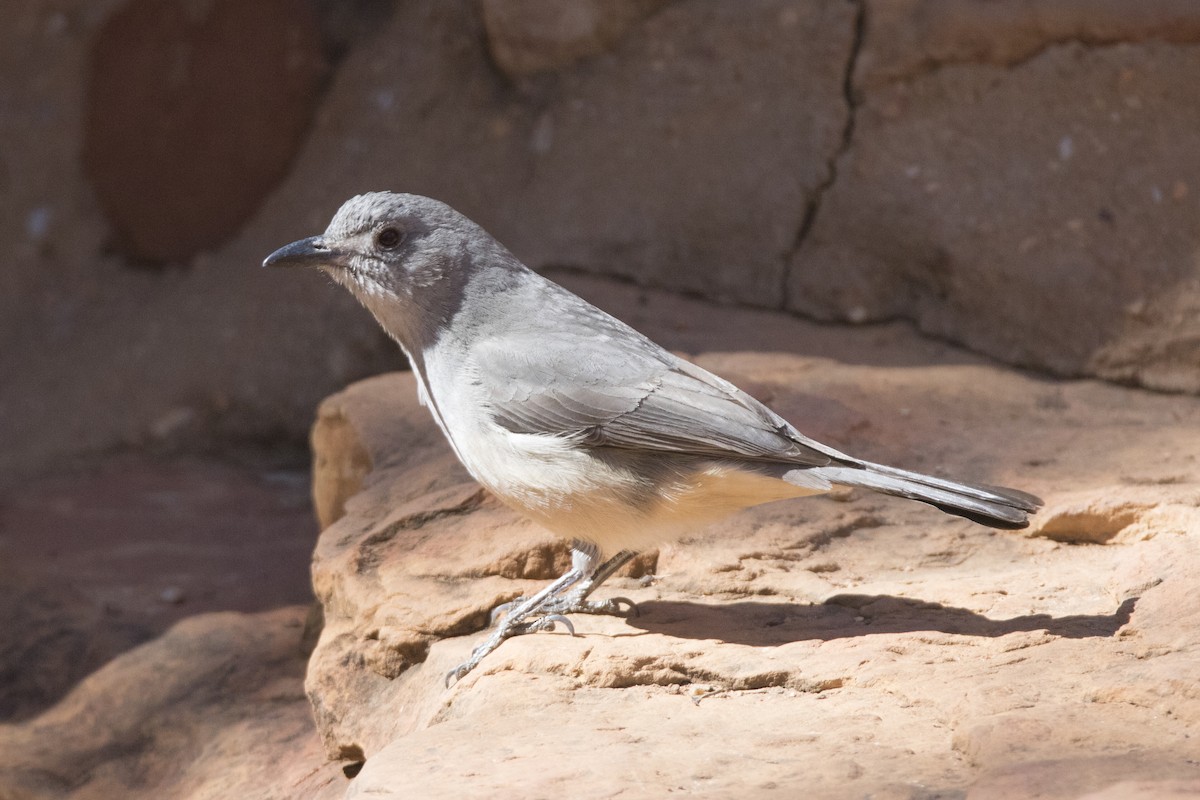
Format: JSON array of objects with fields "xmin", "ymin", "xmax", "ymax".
[
  {"xmin": 505, "ymin": 0, "xmax": 856, "ymax": 306},
  {"xmin": 304, "ymin": 282, "xmax": 1200, "ymax": 797},
  {"xmin": 1079, "ymin": 779, "xmax": 1200, "ymax": 800},
  {"xmin": 279, "ymin": 0, "xmax": 856, "ymax": 308},
  {"xmin": 858, "ymin": 0, "xmax": 1200, "ymax": 86},
  {"xmin": 0, "ymin": 453, "xmax": 318, "ymax": 724},
  {"xmin": 311, "ymin": 400, "xmax": 374, "ymax": 530},
  {"xmin": 0, "ymin": 608, "xmax": 344, "ymax": 799},
  {"xmin": 82, "ymin": 0, "xmax": 326, "ymax": 264},
  {"xmin": 0, "ymin": 574, "xmax": 151, "ymax": 723},
  {"xmin": 480, "ymin": 0, "xmax": 671, "ymax": 77},
  {"xmin": 1090, "ymin": 278, "xmax": 1200, "ymax": 393},
  {"xmin": 1028, "ymin": 486, "xmax": 1200, "ymax": 544},
  {"xmin": 789, "ymin": 41, "xmax": 1200, "ymax": 390}
]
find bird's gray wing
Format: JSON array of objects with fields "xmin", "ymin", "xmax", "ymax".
[{"xmin": 471, "ymin": 309, "xmax": 830, "ymax": 467}]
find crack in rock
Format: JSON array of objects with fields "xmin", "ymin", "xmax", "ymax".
[{"xmin": 781, "ymin": 0, "xmax": 865, "ymax": 305}]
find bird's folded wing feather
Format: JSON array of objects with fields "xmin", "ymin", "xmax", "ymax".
[{"xmin": 473, "ymin": 327, "xmax": 831, "ymax": 467}]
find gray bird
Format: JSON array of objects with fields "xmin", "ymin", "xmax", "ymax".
[{"xmin": 264, "ymin": 192, "xmax": 1042, "ymax": 685}]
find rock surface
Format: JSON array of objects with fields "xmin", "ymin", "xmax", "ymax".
[
  {"xmin": 304, "ymin": 277, "xmax": 1200, "ymax": 798},
  {"xmin": 790, "ymin": 36, "xmax": 1200, "ymax": 390},
  {"xmin": 856, "ymin": 0, "xmax": 1200, "ymax": 86},
  {"xmin": 0, "ymin": 453, "xmax": 342, "ymax": 798},
  {"xmin": 480, "ymin": 0, "xmax": 672, "ymax": 77},
  {"xmin": 82, "ymin": 0, "xmax": 326, "ymax": 263},
  {"xmin": 0, "ymin": 608, "xmax": 345, "ymax": 800},
  {"xmin": 0, "ymin": 453, "xmax": 317, "ymax": 722}
]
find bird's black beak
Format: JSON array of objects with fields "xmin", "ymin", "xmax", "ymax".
[{"xmin": 262, "ymin": 235, "xmax": 340, "ymax": 269}]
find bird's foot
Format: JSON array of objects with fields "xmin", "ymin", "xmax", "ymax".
[
  {"xmin": 547, "ymin": 595, "xmax": 639, "ymax": 617},
  {"xmin": 489, "ymin": 594, "xmax": 637, "ymax": 625},
  {"xmin": 445, "ymin": 543, "xmax": 641, "ymax": 687},
  {"xmin": 445, "ymin": 613, "xmax": 576, "ymax": 687}
]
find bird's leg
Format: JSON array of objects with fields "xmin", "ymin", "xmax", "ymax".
[
  {"xmin": 446, "ymin": 542, "xmax": 600, "ymax": 686},
  {"xmin": 488, "ymin": 545, "xmax": 640, "ymax": 625},
  {"xmin": 540, "ymin": 548, "xmax": 639, "ymax": 617}
]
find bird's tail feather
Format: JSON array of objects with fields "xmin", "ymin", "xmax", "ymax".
[{"xmin": 811, "ymin": 462, "xmax": 1042, "ymax": 530}]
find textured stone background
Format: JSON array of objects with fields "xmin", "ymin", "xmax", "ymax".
[{"xmin": 3, "ymin": 0, "xmax": 1199, "ymax": 482}]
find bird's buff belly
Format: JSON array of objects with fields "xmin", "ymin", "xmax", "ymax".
[{"xmin": 461, "ymin": 435, "xmax": 823, "ymax": 553}]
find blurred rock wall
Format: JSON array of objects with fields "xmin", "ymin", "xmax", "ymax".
[{"xmin": 2, "ymin": 0, "xmax": 1198, "ymax": 479}]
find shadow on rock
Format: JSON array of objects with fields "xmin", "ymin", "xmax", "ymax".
[{"xmin": 627, "ymin": 595, "xmax": 1137, "ymax": 647}]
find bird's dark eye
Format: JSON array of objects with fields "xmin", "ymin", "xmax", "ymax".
[{"xmin": 376, "ymin": 227, "xmax": 403, "ymax": 250}]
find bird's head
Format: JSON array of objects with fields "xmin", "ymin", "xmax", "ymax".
[
  {"xmin": 263, "ymin": 192, "xmax": 486, "ymax": 301},
  {"xmin": 265, "ymin": 191, "xmax": 524, "ymax": 349}
]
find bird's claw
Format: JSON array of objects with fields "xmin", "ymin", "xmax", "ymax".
[
  {"xmin": 603, "ymin": 596, "xmax": 639, "ymax": 617},
  {"xmin": 445, "ymin": 664, "xmax": 469, "ymax": 688},
  {"xmin": 513, "ymin": 613, "xmax": 576, "ymax": 637},
  {"xmin": 489, "ymin": 597, "xmax": 527, "ymax": 626}
]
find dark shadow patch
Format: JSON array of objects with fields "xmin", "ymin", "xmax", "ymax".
[{"xmin": 627, "ymin": 594, "xmax": 1137, "ymax": 647}]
